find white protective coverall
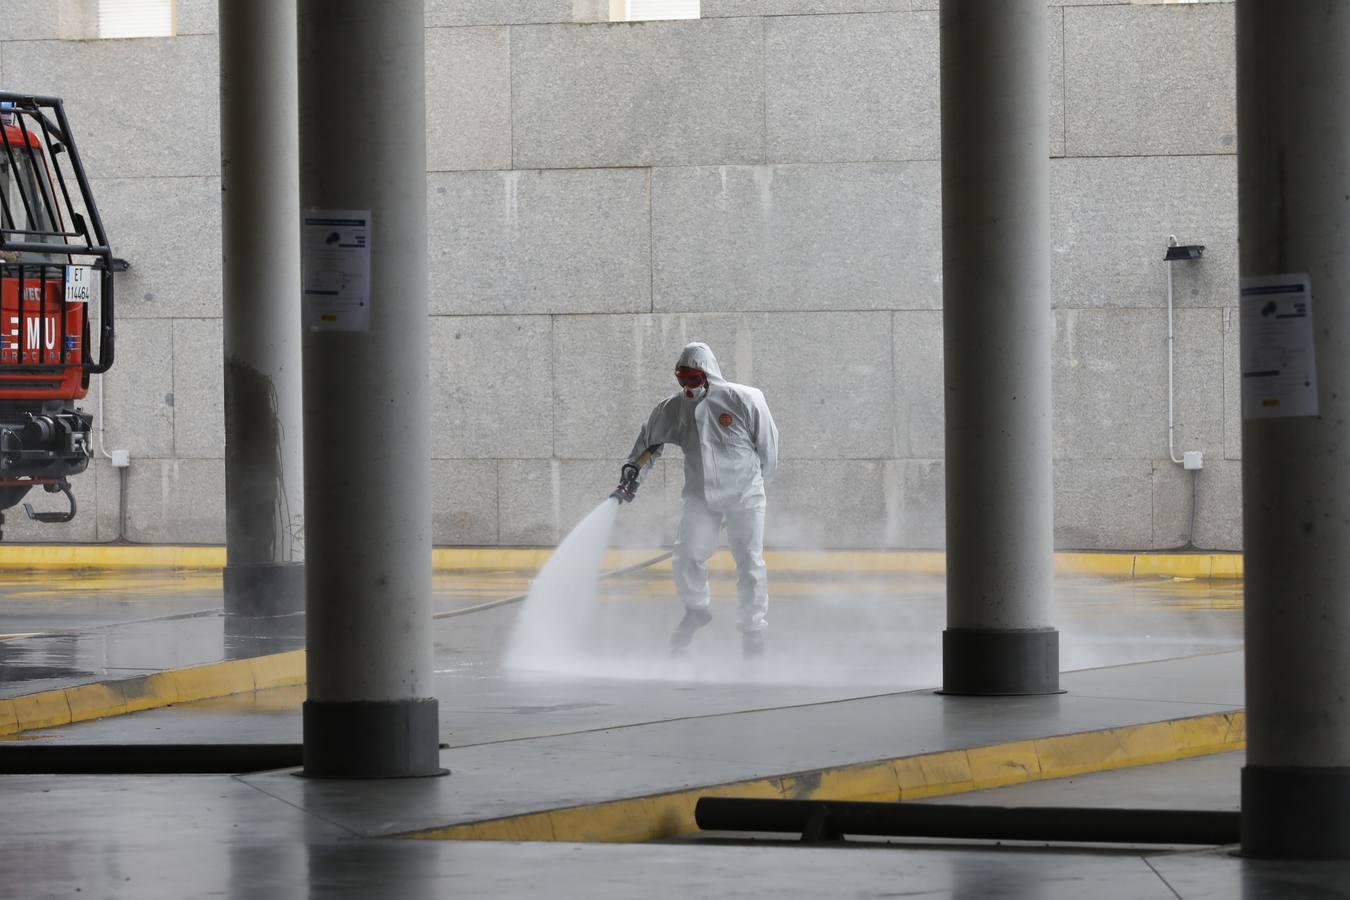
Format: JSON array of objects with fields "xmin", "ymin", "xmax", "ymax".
[{"xmin": 626, "ymin": 343, "xmax": 779, "ymax": 632}]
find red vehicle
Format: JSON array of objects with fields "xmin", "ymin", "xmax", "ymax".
[{"xmin": 0, "ymin": 92, "xmax": 115, "ymax": 532}]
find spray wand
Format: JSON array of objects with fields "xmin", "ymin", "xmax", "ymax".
[{"xmin": 610, "ymin": 445, "xmax": 660, "ymax": 504}]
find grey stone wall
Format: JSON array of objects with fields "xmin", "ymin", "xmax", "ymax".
[{"xmin": 0, "ymin": 0, "xmax": 1242, "ymax": 549}]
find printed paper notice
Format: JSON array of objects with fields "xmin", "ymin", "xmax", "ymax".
[
  {"xmin": 302, "ymin": 210, "xmax": 370, "ymax": 332},
  {"xmin": 1240, "ymin": 273, "xmax": 1319, "ymax": 420}
]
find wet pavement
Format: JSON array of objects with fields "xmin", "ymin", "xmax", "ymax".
[
  {"xmin": 4, "ymin": 562, "xmax": 1336, "ymax": 900},
  {"xmin": 0, "ymin": 570, "xmax": 223, "ymax": 695},
  {"xmin": 0, "ymin": 564, "xmax": 1243, "ymax": 694},
  {"xmin": 0, "ymin": 565, "xmax": 1244, "ymax": 744},
  {"xmin": 8, "ymin": 770, "xmax": 1347, "ymax": 900},
  {"xmin": 0, "ymin": 567, "xmax": 542, "ymax": 697},
  {"xmin": 667, "ymin": 754, "xmax": 1348, "ymax": 898}
]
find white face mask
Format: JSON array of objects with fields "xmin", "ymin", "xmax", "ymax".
[{"xmin": 682, "ymin": 384, "xmax": 707, "ymax": 402}]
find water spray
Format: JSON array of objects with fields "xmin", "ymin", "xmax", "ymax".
[
  {"xmin": 498, "ymin": 448, "xmax": 663, "ymax": 669},
  {"xmin": 432, "ymin": 544, "xmax": 671, "ymax": 621}
]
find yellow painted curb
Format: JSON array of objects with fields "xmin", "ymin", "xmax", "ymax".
[
  {"xmin": 403, "ymin": 710, "xmax": 1246, "ymax": 843},
  {"xmin": 65, "ymin": 681, "xmax": 127, "ymax": 724},
  {"xmin": 0, "ymin": 545, "xmax": 1244, "ymax": 579},
  {"xmin": 169, "ymin": 659, "xmax": 256, "ymax": 705},
  {"xmin": 757, "ymin": 551, "xmax": 947, "ymax": 576},
  {"xmin": 0, "ymin": 649, "xmax": 308, "ymax": 737},
  {"xmin": 118, "ymin": 673, "xmax": 180, "ymax": 714},
  {"xmin": 1054, "ymin": 552, "xmax": 1136, "ymax": 578},
  {"xmin": 11, "ymin": 690, "xmax": 69, "ymax": 732},
  {"xmin": 0, "ymin": 545, "xmax": 227, "ymax": 570}
]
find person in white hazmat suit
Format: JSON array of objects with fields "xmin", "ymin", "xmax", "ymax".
[{"xmin": 611, "ymin": 342, "xmax": 779, "ymax": 657}]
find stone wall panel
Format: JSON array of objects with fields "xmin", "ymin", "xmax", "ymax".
[
  {"xmin": 427, "ymin": 0, "xmax": 574, "ymax": 27},
  {"xmin": 93, "ymin": 177, "xmax": 222, "ymax": 320},
  {"xmin": 1064, "ymin": 2, "xmax": 1235, "ymax": 156},
  {"xmin": 172, "ymin": 318, "xmax": 224, "ymax": 459},
  {"xmin": 426, "ymin": 26, "xmax": 512, "ymax": 171},
  {"xmin": 511, "ymin": 18, "xmax": 764, "ymax": 169},
  {"xmin": 1050, "ymin": 155, "xmax": 1237, "ymax": 310},
  {"xmin": 1055, "ymin": 458, "xmax": 1153, "ymax": 550},
  {"xmin": 764, "ymin": 12, "xmax": 938, "ymax": 164},
  {"xmin": 430, "ymin": 316, "xmax": 554, "ymax": 458},
  {"xmin": 429, "ymin": 169, "xmax": 650, "ymax": 315},
  {"xmin": 124, "ymin": 458, "xmax": 225, "ymax": 544},
  {"xmin": 430, "ymin": 458, "xmax": 499, "ymax": 545},
  {"xmin": 7, "ymin": 36, "xmax": 219, "ymax": 178},
  {"xmin": 653, "ymin": 163, "xmax": 941, "ymax": 312},
  {"xmin": 102, "ymin": 318, "xmax": 175, "ymax": 460},
  {"xmin": 893, "ymin": 310, "xmax": 944, "ymax": 459}
]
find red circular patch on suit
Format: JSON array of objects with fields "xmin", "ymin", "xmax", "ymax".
[{"xmin": 719, "ymin": 413, "xmax": 733, "ymax": 428}]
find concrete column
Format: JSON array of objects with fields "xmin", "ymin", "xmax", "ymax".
[
  {"xmin": 297, "ymin": 0, "xmax": 440, "ymax": 778},
  {"xmin": 939, "ymin": 0, "xmax": 1057, "ymax": 695},
  {"xmin": 218, "ymin": 0, "xmax": 305, "ymax": 629},
  {"xmin": 1237, "ymin": 0, "xmax": 1350, "ymax": 859}
]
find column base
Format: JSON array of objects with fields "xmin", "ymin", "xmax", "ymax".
[
  {"xmin": 224, "ymin": 561, "xmax": 305, "ymax": 618},
  {"xmin": 302, "ymin": 698, "xmax": 445, "ymax": 778},
  {"xmin": 940, "ymin": 627, "xmax": 1060, "ymax": 696},
  {"xmin": 1242, "ymin": 765, "xmax": 1350, "ymax": 858}
]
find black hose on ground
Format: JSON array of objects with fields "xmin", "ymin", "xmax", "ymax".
[
  {"xmin": 0, "ymin": 744, "xmax": 302, "ymax": 774},
  {"xmin": 430, "ymin": 550, "xmax": 674, "ymax": 620},
  {"xmin": 694, "ymin": 797, "xmax": 1240, "ymax": 846}
]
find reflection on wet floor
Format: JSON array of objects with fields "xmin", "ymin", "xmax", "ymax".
[
  {"xmin": 0, "ymin": 568, "xmax": 1277, "ymax": 900},
  {"xmin": 0, "ymin": 634, "xmax": 95, "ymax": 685},
  {"xmin": 0, "ymin": 562, "xmax": 1245, "ymax": 703},
  {"xmin": 495, "ymin": 570, "xmax": 1245, "ymax": 686}
]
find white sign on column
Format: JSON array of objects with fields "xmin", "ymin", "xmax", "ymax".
[
  {"xmin": 301, "ymin": 210, "xmax": 371, "ymax": 333},
  {"xmin": 1240, "ymin": 273, "xmax": 1319, "ymax": 420}
]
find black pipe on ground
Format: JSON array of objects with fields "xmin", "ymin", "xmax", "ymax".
[
  {"xmin": 694, "ymin": 797, "xmax": 1240, "ymax": 846},
  {"xmin": 0, "ymin": 744, "xmax": 303, "ymax": 774}
]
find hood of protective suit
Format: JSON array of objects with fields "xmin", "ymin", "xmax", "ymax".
[
  {"xmin": 676, "ymin": 342, "xmax": 724, "ymax": 382},
  {"xmin": 628, "ymin": 340, "xmax": 779, "ymax": 512}
]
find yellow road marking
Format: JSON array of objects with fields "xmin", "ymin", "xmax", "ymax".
[
  {"xmin": 0, "ymin": 545, "xmax": 1243, "ymax": 579},
  {"xmin": 403, "ymin": 710, "xmax": 1246, "ymax": 843},
  {"xmin": 0, "ymin": 649, "xmax": 308, "ymax": 736}
]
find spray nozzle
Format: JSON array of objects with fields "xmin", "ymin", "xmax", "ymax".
[
  {"xmin": 610, "ymin": 464, "xmax": 640, "ymax": 504},
  {"xmin": 611, "ymin": 445, "xmax": 661, "ymax": 504}
]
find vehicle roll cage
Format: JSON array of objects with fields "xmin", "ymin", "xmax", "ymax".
[{"xmin": 0, "ymin": 92, "xmax": 114, "ymax": 376}]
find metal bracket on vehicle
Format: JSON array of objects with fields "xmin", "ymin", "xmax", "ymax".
[{"xmin": 23, "ymin": 479, "xmax": 75, "ymax": 523}]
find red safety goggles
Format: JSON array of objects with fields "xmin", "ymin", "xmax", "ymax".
[{"xmin": 675, "ymin": 367, "xmax": 706, "ymax": 390}]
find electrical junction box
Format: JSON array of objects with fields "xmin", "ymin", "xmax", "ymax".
[
  {"xmin": 110, "ymin": 449, "xmax": 130, "ymax": 468},
  {"xmin": 1183, "ymin": 450, "xmax": 1204, "ymax": 470}
]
